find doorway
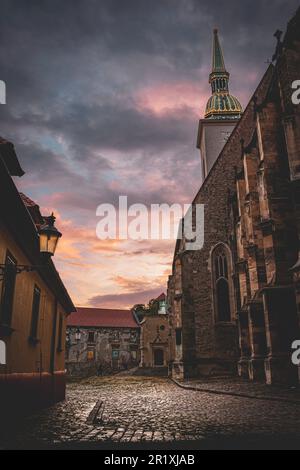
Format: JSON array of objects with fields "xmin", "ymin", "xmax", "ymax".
[{"xmin": 153, "ymin": 349, "xmax": 164, "ymax": 366}]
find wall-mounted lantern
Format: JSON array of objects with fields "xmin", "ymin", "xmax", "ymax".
[
  {"xmin": 0, "ymin": 213, "xmax": 62, "ymax": 280},
  {"xmin": 39, "ymin": 213, "xmax": 62, "ymax": 257}
]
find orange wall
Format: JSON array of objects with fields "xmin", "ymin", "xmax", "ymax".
[{"xmin": 0, "ymin": 224, "xmax": 67, "ymax": 376}]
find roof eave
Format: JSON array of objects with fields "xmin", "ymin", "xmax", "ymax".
[
  {"xmin": 0, "ymin": 139, "xmax": 25, "ymax": 177},
  {"xmin": 0, "ymin": 156, "xmax": 75, "ymax": 313}
]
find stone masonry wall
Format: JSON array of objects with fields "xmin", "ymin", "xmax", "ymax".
[
  {"xmin": 66, "ymin": 326, "xmax": 140, "ymax": 377},
  {"xmin": 178, "ymin": 67, "xmax": 275, "ymax": 378}
]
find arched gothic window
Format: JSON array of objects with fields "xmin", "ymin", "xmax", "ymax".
[{"xmin": 212, "ymin": 245, "xmax": 233, "ymax": 323}]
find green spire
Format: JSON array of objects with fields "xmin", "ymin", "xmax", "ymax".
[
  {"xmin": 205, "ymin": 29, "xmax": 243, "ymax": 120},
  {"xmin": 209, "ymin": 29, "xmax": 230, "ymax": 95},
  {"xmin": 212, "ymin": 28, "xmax": 227, "ymax": 72}
]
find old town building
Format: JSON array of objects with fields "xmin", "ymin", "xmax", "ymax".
[
  {"xmin": 139, "ymin": 314, "xmax": 169, "ymax": 372},
  {"xmin": 168, "ymin": 8, "xmax": 300, "ymax": 385},
  {"xmin": 0, "ymin": 138, "xmax": 75, "ymax": 415},
  {"xmin": 66, "ymin": 308, "xmax": 140, "ymax": 376},
  {"xmin": 131, "ymin": 293, "xmax": 170, "ymax": 373}
]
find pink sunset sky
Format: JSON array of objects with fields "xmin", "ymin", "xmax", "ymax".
[{"xmin": 1, "ymin": 0, "xmax": 299, "ymax": 309}]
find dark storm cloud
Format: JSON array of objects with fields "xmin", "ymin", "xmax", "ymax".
[
  {"xmin": 1, "ymin": 0, "xmax": 297, "ymax": 201},
  {"xmin": 1, "ymin": 0, "xmax": 298, "ymax": 156},
  {"xmin": 0, "ymin": 0, "xmax": 299, "ymax": 305},
  {"xmin": 3, "ymin": 100, "xmax": 197, "ymax": 153}
]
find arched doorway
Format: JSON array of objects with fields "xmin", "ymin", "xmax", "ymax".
[{"xmin": 153, "ymin": 349, "xmax": 164, "ymax": 366}]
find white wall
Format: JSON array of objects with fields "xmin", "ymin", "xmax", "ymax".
[{"xmin": 0, "ymin": 340, "xmax": 6, "ymax": 365}]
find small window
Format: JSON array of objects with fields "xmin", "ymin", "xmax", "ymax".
[
  {"xmin": 131, "ymin": 350, "xmax": 137, "ymax": 360},
  {"xmin": 0, "ymin": 252, "xmax": 17, "ymax": 327},
  {"xmin": 88, "ymin": 331, "xmax": 95, "ymax": 343},
  {"xmin": 30, "ymin": 285, "xmax": 41, "ymax": 340},
  {"xmin": 175, "ymin": 328, "xmax": 182, "ymax": 346},
  {"xmin": 112, "ymin": 349, "xmax": 119, "ymax": 359},
  {"xmin": 87, "ymin": 349, "xmax": 95, "ymax": 361},
  {"xmin": 57, "ymin": 314, "xmax": 63, "ymax": 352}
]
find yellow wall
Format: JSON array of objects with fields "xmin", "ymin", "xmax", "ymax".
[{"xmin": 0, "ymin": 223, "xmax": 67, "ymax": 375}]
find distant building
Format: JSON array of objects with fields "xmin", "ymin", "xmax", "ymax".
[
  {"xmin": 133, "ymin": 293, "xmax": 170, "ymax": 373},
  {"xmin": 139, "ymin": 314, "xmax": 170, "ymax": 371},
  {"xmin": 157, "ymin": 293, "xmax": 167, "ymax": 315},
  {"xmin": 0, "ymin": 138, "xmax": 75, "ymax": 415},
  {"xmin": 66, "ymin": 308, "xmax": 140, "ymax": 376}
]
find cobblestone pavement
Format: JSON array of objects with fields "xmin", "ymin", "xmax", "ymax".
[
  {"xmin": 2, "ymin": 376, "xmax": 300, "ymax": 449},
  {"xmin": 176, "ymin": 377, "xmax": 300, "ymax": 403}
]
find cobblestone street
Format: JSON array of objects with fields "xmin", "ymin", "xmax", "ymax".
[{"xmin": 2, "ymin": 376, "xmax": 300, "ymax": 449}]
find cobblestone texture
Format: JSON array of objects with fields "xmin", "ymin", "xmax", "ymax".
[
  {"xmin": 2, "ymin": 376, "xmax": 300, "ymax": 449},
  {"xmin": 177, "ymin": 377, "xmax": 300, "ymax": 403}
]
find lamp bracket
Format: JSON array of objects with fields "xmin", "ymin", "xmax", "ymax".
[{"xmin": 0, "ymin": 264, "xmax": 43, "ymax": 281}]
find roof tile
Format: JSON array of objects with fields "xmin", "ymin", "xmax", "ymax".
[{"xmin": 67, "ymin": 307, "xmax": 139, "ymax": 328}]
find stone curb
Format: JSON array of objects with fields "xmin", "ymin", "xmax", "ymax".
[{"xmin": 170, "ymin": 378, "xmax": 300, "ymax": 405}]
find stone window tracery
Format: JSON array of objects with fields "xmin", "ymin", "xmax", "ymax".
[{"xmin": 211, "ymin": 244, "xmax": 234, "ymax": 323}]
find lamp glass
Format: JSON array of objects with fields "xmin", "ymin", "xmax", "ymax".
[{"xmin": 39, "ymin": 216, "xmax": 62, "ymax": 257}]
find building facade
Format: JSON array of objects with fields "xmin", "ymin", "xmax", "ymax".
[
  {"xmin": 139, "ymin": 314, "xmax": 170, "ymax": 371},
  {"xmin": 66, "ymin": 308, "xmax": 140, "ymax": 376},
  {"xmin": 168, "ymin": 253, "xmax": 184, "ymax": 380},
  {"xmin": 0, "ymin": 138, "xmax": 75, "ymax": 415},
  {"xmin": 168, "ymin": 8, "xmax": 300, "ymax": 385},
  {"xmin": 132, "ymin": 293, "xmax": 170, "ymax": 373}
]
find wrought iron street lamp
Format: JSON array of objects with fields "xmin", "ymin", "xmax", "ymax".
[
  {"xmin": 0, "ymin": 213, "xmax": 62, "ymax": 280},
  {"xmin": 39, "ymin": 213, "xmax": 62, "ymax": 257}
]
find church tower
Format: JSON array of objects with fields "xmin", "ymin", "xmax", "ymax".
[{"xmin": 197, "ymin": 29, "xmax": 242, "ymax": 181}]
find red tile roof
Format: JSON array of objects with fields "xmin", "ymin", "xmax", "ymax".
[
  {"xmin": 156, "ymin": 293, "xmax": 166, "ymax": 301},
  {"xmin": 19, "ymin": 192, "xmax": 45, "ymax": 226},
  {"xmin": 20, "ymin": 192, "xmax": 37, "ymax": 208},
  {"xmin": 67, "ymin": 307, "xmax": 139, "ymax": 328}
]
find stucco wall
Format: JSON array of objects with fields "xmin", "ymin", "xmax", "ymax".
[
  {"xmin": 0, "ymin": 224, "xmax": 69, "ymax": 413},
  {"xmin": 201, "ymin": 121, "xmax": 237, "ymax": 177},
  {"xmin": 0, "ymin": 224, "xmax": 67, "ymax": 376},
  {"xmin": 140, "ymin": 315, "xmax": 170, "ymax": 368}
]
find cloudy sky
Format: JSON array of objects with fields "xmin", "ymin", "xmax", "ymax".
[{"xmin": 0, "ymin": 0, "xmax": 299, "ymax": 309}]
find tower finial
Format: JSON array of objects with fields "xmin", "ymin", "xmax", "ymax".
[{"xmin": 204, "ymin": 29, "xmax": 243, "ymax": 120}]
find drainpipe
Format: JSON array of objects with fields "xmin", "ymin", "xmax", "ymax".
[{"xmin": 50, "ymin": 299, "xmax": 58, "ymax": 402}]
